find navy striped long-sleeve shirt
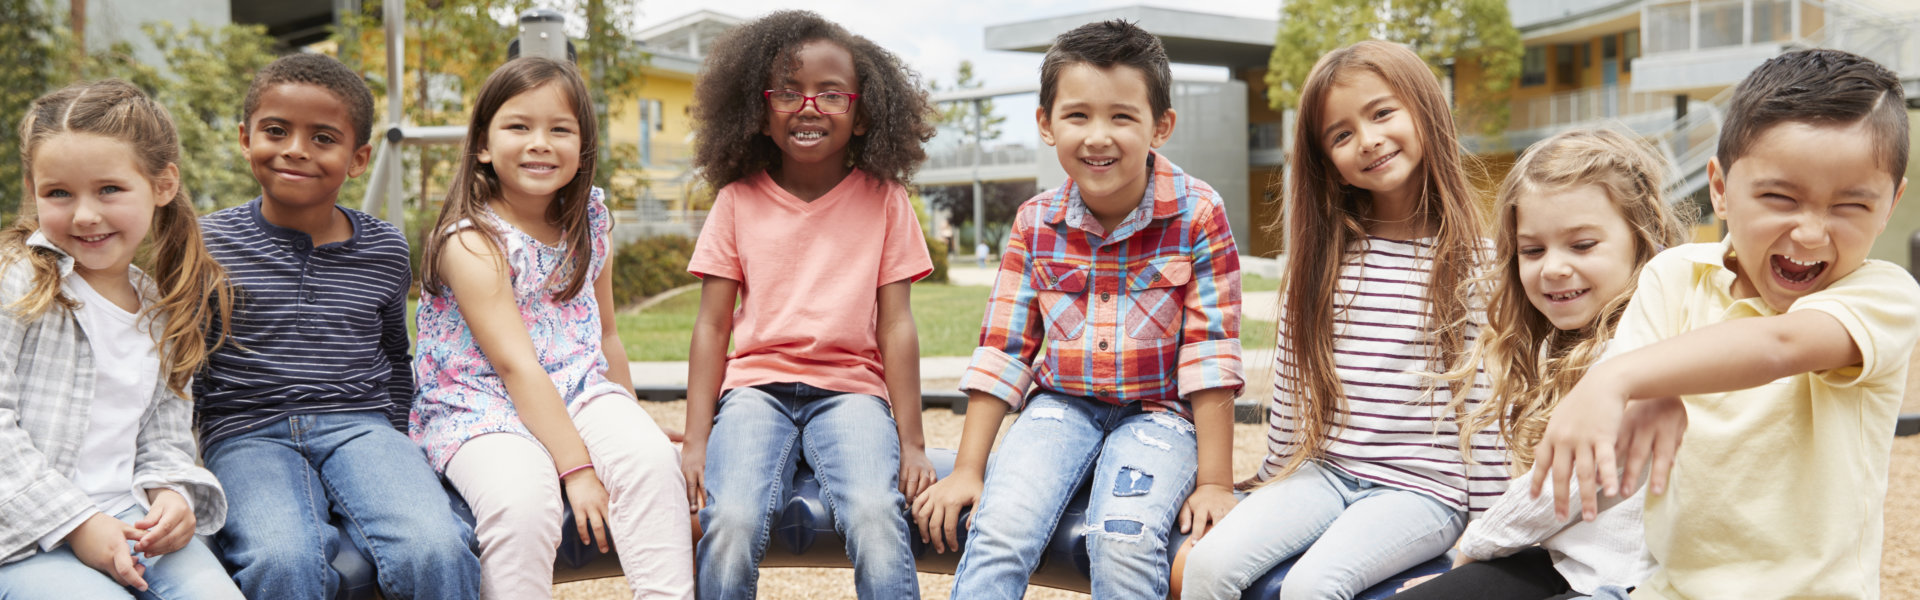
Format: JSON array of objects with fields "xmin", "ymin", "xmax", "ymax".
[{"xmin": 193, "ymin": 199, "xmax": 414, "ymax": 447}]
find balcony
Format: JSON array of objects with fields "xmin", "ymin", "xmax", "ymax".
[{"xmin": 1633, "ymin": 0, "xmax": 1823, "ymax": 92}]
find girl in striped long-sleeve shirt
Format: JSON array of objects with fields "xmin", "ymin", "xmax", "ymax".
[{"xmin": 1182, "ymin": 41, "xmax": 1506, "ymax": 600}]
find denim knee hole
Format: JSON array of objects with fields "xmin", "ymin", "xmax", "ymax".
[{"xmin": 1112, "ymin": 466, "xmax": 1154, "ymax": 497}]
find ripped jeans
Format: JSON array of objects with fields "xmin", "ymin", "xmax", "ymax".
[{"xmin": 950, "ymin": 391, "xmax": 1197, "ymax": 599}]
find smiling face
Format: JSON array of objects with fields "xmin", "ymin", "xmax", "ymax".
[
  {"xmin": 762, "ymin": 40, "xmax": 865, "ymax": 173},
  {"xmin": 1515, "ymin": 184, "xmax": 1639, "ymax": 331},
  {"xmin": 478, "ymin": 81, "xmax": 583, "ymax": 206},
  {"xmin": 1318, "ymin": 71, "xmax": 1424, "ymax": 207},
  {"xmin": 240, "ymin": 82, "xmax": 370, "ymax": 210},
  {"xmin": 29, "ymin": 133, "xmax": 176, "ymax": 282},
  {"xmin": 1037, "ymin": 62, "xmax": 1174, "ymax": 211},
  {"xmin": 1710, "ymin": 119, "xmax": 1906, "ymax": 313}
]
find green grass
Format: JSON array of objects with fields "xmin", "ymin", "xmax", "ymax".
[
  {"xmin": 612, "ymin": 280, "xmax": 1279, "ymax": 360},
  {"xmin": 1243, "ymin": 273, "xmax": 1280, "ymax": 292},
  {"xmin": 614, "ymin": 283, "xmax": 993, "ymax": 361}
]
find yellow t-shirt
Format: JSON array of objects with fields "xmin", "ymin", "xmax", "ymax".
[{"xmin": 1605, "ymin": 242, "xmax": 1920, "ymax": 600}]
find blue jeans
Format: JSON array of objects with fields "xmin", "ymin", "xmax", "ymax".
[
  {"xmin": 950, "ymin": 392, "xmax": 1199, "ymax": 599},
  {"xmin": 697, "ymin": 383, "xmax": 917, "ymax": 600},
  {"xmin": 0, "ymin": 505, "xmax": 243, "ymax": 600},
  {"xmin": 1183, "ymin": 460, "xmax": 1465, "ymax": 600},
  {"xmin": 202, "ymin": 411, "xmax": 480, "ymax": 600}
]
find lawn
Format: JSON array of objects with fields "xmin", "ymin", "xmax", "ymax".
[{"xmin": 616, "ymin": 283, "xmax": 994, "ymax": 361}]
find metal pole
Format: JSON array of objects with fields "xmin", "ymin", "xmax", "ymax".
[
  {"xmin": 382, "ymin": 0, "xmax": 406, "ymax": 225},
  {"xmin": 970, "ymin": 99, "xmax": 985, "ymax": 266}
]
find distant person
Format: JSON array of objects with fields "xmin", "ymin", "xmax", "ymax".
[
  {"xmin": 681, "ymin": 10, "xmax": 937, "ymax": 600},
  {"xmin": 1533, "ymin": 48, "xmax": 1919, "ymax": 600},
  {"xmin": 0, "ymin": 79, "xmax": 242, "ymax": 600},
  {"xmin": 914, "ymin": 20, "xmax": 1244, "ymax": 598},
  {"xmin": 411, "ymin": 57, "xmax": 692, "ymax": 599}
]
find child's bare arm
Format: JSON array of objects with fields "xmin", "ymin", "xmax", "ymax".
[
  {"xmin": 1534, "ymin": 309, "xmax": 1858, "ymax": 518},
  {"xmin": 682, "ymin": 276, "xmax": 737, "ymax": 511},
  {"xmin": 594, "ymin": 266, "xmax": 633, "ymax": 393},
  {"xmin": 1182, "ymin": 387, "xmax": 1237, "ymax": 538},
  {"xmin": 876, "ymin": 279, "xmax": 935, "ymax": 503},
  {"xmin": 912, "ymin": 391, "xmax": 1008, "ymax": 554}
]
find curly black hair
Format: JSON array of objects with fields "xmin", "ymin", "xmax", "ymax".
[
  {"xmin": 242, "ymin": 53, "xmax": 376, "ymax": 147},
  {"xmin": 692, "ymin": 10, "xmax": 935, "ymax": 191}
]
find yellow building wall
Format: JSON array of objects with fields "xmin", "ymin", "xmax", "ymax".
[{"xmin": 604, "ymin": 65, "xmax": 701, "ymax": 209}]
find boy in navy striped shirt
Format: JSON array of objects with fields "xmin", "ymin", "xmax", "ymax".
[{"xmin": 194, "ymin": 54, "xmax": 480, "ymax": 599}]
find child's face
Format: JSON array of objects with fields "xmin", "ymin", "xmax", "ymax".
[
  {"xmin": 29, "ymin": 133, "xmax": 176, "ymax": 281},
  {"xmin": 478, "ymin": 81, "xmax": 582, "ymax": 205},
  {"xmin": 1515, "ymin": 184, "xmax": 1638, "ymax": 331},
  {"xmin": 762, "ymin": 40, "xmax": 865, "ymax": 171},
  {"xmin": 1037, "ymin": 63, "xmax": 1174, "ymax": 207},
  {"xmin": 1709, "ymin": 119, "xmax": 1906, "ymax": 313},
  {"xmin": 240, "ymin": 82, "xmax": 370, "ymax": 211},
  {"xmin": 1319, "ymin": 72, "xmax": 1423, "ymax": 205}
]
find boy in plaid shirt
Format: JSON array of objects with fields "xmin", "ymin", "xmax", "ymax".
[{"xmin": 911, "ymin": 19, "xmax": 1243, "ymax": 599}]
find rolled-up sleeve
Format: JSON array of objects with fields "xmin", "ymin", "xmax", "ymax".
[
  {"xmin": 960, "ymin": 210, "xmax": 1045, "ymax": 410},
  {"xmin": 1175, "ymin": 196, "xmax": 1244, "ymax": 398}
]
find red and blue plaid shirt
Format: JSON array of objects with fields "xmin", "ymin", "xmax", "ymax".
[{"xmin": 960, "ymin": 153, "xmax": 1244, "ymax": 415}]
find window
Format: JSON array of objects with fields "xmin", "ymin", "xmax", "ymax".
[
  {"xmin": 1647, "ymin": 1, "xmax": 1692, "ymax": 54},
  {"xmin": 1522, "ymin": 46, "xmax": 1547, "ymax": 87},
  {"xmin": 1580, "ymin": 42, "xmax": 1591, "ymax": 68},
  {"xmin": 1555, "ymin": 44, "xmax": 1577, "ymax": 85},
  {"xmin": 1624, "ymin": 31, "xmax": 1639, "ymax": 72}
]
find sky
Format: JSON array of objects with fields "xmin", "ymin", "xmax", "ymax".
[{"xmin": 629, "ymin": 1, "xmax": 1283, "ymax": 144}]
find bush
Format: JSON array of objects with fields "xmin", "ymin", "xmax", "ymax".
[
  {"xmin": 612, "ymin": 234, "xmax": 701, "ymax": 308},
  {"xmin": 923, "ymin": 233, "xmax": 949, "ymax": 284}
]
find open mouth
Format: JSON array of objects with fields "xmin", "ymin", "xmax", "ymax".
[
  {"xmin": 791, "ymin": 130, "xmax": 828, "ymax": 144},
  {"xmin": 1770, "ymin": 255, "xmax": 1827, "ymax": 288},
  {"xmin": 1081, "ymin": 157, "xmax": 1116, "ymax": 168},
  {"xmin": 75, "ymin": 233, "xmax": 114, "ymax": 244},
  {"xmin": 521, "ymin": 163, "xmax": 559, "ymax": 174},
  {"xmin": 1363, "ymin": 150, "xmax": 1399, "ymax": 172},
  {"xmin": 1544, "ymin": 288, "xmax": 1589, "ymax": 302}
]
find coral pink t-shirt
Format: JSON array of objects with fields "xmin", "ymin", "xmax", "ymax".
[{"xmin": 688, "ymin": 169, "xmax": 933, "ymax": 401}]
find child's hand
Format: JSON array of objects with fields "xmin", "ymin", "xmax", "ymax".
[
  {"xmin": 562, "ymin": 468, "xmax": 614, "ymax": 553},
  {"xmin": 911, "ymin": 472, "xmax": 981, "ymax": 554},
  {"xmin": 898, "ymin": 447, "xmax": 937, "ymax": 504},
  {"xmin": 66, "ymin": 512, "xmax": 148, "ymax": 591},
  {"xmin": 1178, "ymin": 483, "xmax": 1237, "ymax": 539},
  {"xmin": 133, "ymin": 489, "xmax": 194, "ymax": 556},
  {"xmin": 1615, "ymin": 396, "xmax": 1687, "ymax": 496},
  {"xmin": 1531, "ymin": 378, "xmax": 1629, "ymax": 521},
  {"xmin": 680, "ymin": 444, "xmax": 707, "ymax": 512}
]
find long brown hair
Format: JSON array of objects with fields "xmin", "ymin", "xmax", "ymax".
[
  {"xmin": 1270, "ymin": 41, "xmax": 1487, "ymax": 480},
  {"xmin": 420, "ymin": 57, "xmax": 598, "ymax": 301},
  {"xmin": 1451, "ymin": 128, "xmax": 1690, "ymax": 473},
  {"xmin": 2, "ymin": 79, "xmax": 234, "ymax": 398}
]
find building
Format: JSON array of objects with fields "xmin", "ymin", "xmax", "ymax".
[
  {"xmin": 600, "ymin": 10, "xmax": 740, "ymax": 240},
  {"xmin": 982, "ymin": 2, "xmax": 1920, "ymax": 265}
]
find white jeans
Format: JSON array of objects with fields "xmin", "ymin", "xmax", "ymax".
[
  {"xmin": 445, "ymin": 394, "xmax": 693, "ymax": 600},
  {"xmin": 1182, "ymin": 460, "xmax": 1465, "ymax": 600}
]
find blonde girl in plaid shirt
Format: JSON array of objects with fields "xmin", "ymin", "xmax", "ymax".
[{"xmin": 0, "ymin": 80, "xmax": 239, "ymax": 599}]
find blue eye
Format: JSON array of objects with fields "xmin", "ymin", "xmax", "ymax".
[{"xmin": 100, "ymin": 185, "xmax": 124, "ymax": 195}]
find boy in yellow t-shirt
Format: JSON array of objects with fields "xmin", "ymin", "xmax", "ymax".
[{"xmin": 1533, "ymin": 48, "xmax": 1918, "ymax": 599}]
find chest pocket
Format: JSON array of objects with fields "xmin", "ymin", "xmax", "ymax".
[
  {"xmin": 1125, "ymin": 256, "xmax": 1191, "ymax": 340},
  {"xmin": 1033, "ymin": 259, "xmax": 1089, "ymax": 341}
]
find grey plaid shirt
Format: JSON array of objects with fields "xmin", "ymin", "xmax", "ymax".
[{"xmin": 0, "ymin": 233, "xmax": 226, "ymax": 565}]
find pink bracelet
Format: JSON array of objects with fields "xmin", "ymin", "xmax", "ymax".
[{"xmin": 559, "ymin": 463, "xmax": 595, "ymax": 479}]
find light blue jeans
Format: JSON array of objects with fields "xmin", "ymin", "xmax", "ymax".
[
  {"xmin": 203, "ymin": 411, "xmax": 480, "ymax": 600},
  {"xmin": 950, "ymin": 392, "xmax": 1199, "ymax": 599},
  {"xmin": 1183, "ymin": 460, "xmax": 1464, "ymax": 600},
  {"xmin": 0, "ymin": 504, "xmax": 243, "ymax": 600},
  {"xmin": 697, "ymin": 383, "xmax": 918, "ymax": 600}
]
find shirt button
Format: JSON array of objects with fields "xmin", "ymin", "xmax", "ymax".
[
  {"xmin": 1098, "ymin": 340, "xmax": 1109, "ymax": 351},
  {"xmin": 1101, "ymin": 292, "xmax": 1112, "ymax": 302},
  {"xmin": 305, "ymin": 292, "xmax": 318, "ymax": 303}
]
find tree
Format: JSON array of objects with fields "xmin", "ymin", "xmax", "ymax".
[
  {"xmin": 0, "ymin": 0, "xmax": 68, "ymax": 220},
  {"xmin": 931, "ymin": 60, "xmax": 1004, "ymax": 142},
  {"xmin": 0, "ymin": 2, "xmax": 275, "ymax": 221},
  {"xmin": 1264, "ymin": 0, "xmax": 1522, "ymax": 134},
  {"xmin": 923, "ymin": 180, "xmax": 1032, "ymax": 251}
]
